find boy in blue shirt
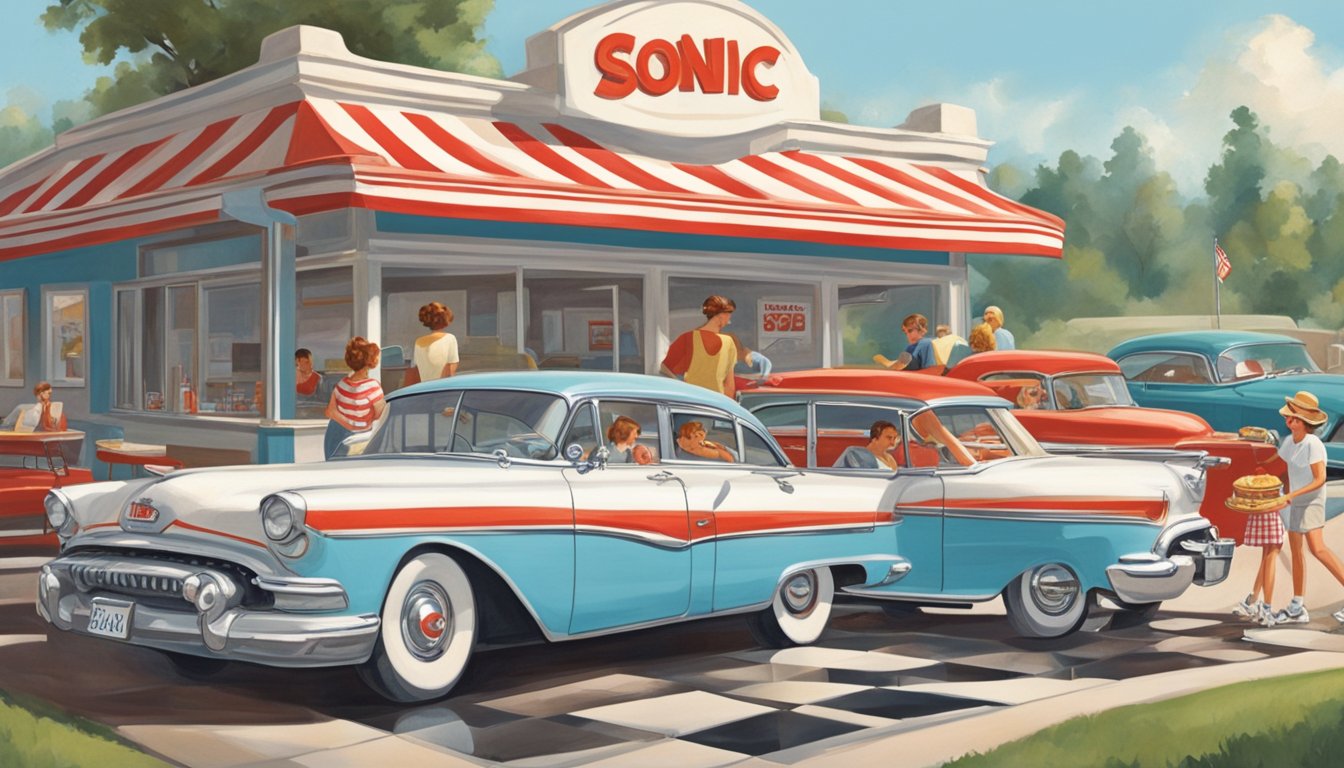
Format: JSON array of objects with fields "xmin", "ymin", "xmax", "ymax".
[{"xmin": 874, "ymin": 313, "xmax": 936, "ymax": 371}]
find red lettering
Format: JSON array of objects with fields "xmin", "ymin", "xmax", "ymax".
[
  {"xmin": 742, "ymin": 45, "xmax": 780, "ymax": 101},
  {"xmin": 677, "ymin": 35, "xmax": 725, "ymax": 94},
  {"xmin": 727, "ymin": 40, "xmax": 740, "ymax": 95},
  {"xmin": 594, "ymin": 33, "xmax": 781, "ymax": 102},
  {"xmin": 635, "ymin": 38, "xmax": 679, "ymax": 96},
  {"xmin": 594, "ymin": 33, "xmax": 637, "ymax": 99}
]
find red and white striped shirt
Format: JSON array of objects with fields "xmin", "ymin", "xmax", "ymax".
[{"xmin": 334, "ymin": 376, "xmax": 384, "ymax": 430}]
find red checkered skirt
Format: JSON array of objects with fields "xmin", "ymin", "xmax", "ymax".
[{"xmin": 1243, "ymin": 511, "xmax": 1285, "ymax": 546}]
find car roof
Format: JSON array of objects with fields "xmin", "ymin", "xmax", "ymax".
[
  {"xmin": 752, "ymin": 368, "xmax": 1003, "ymax": 402},
  {"xmin": 1108, "ymin": 330, "xmax": 1301, "ymax": 360},
  {"xmin": 948, "ymin": 350, "xmax": 1120, "ymax": 378},
  {"xmin": 391, "ymin": 370, "xmax": 757, "ymax": 420}
]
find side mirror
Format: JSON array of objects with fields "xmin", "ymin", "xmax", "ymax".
[
  {"xmin": 565, "ymin": 443, "xmax": 585, "ymax": 462},
  {"xmin": 575, "ymin": 445, "xmax": 609, "ymax": 474}
]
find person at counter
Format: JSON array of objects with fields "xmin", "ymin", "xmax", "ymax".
[
  {"xmin": 295, "ymin": 348, "xmax": 323, "ymax": 399},
  {"xmin": 324, "ymin": 337, "xmax": 386, "ymax": 460},
  {"xmin": 874, "ymin": 313, "xmax": 936, "ymax": 371},
  {"xmin": 404, "ymin": 301, "xmax": 459, "ymax": 386},
  {"xmin": 984, "ymin": 305, "xmax": 1015, "ymax": 350},
  {"xmin": 661, "ymin": 295, "xmax": 739, "ymax": 397}
]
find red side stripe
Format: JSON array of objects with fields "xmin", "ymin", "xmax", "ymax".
[
  {"xmin": 845, "ymin": 157, "xmax": 999, "ymax": 216},
  {"xmin": 783, "ymin": 151, "xmax": 929, "ymax": 210},
  {"xmin": 340, "ymin": 103, "xmax": 438, "ymax": 172},
  {"xmin": 671, "ymin": 161, "xmax": 770, "ymax": 199},
  {"xmin": 307, "ymin": 505, "xmax": 573, "ymax": 532},
  {"xmin": 403, "ymin": 112, "xmax": 520, "ymax": 177},
  {"xmin": 121, "ymin": 116, "xmax": 241, "ymax": 198},
  {"xmin": 900, "ymin": 496, "xmax": 1167, "ymax": 521},
  {"xmin": 22, "ymin": 155, "xmax": 106, "ymax": 213},
  {"xmin": 492, "ymin": 122, "xmax": 610, "ymax": 187},
  {"xmin": 543, "ymin": 123, "xmax": 687, "ymax": 193},
  {"xmin": 187, "ymin": 103, "xmax": 298, "ymax": 186},
  {"xmin": 0, "ymin": 180, "xmax": 43, "ymax": 218},
  {"xmin": 56, "ymin": 137, "xmax": 173, "ymax": 210},
  {"xmin": 737, "ymin": 154, "xmax": 858, "ymax": 206}
]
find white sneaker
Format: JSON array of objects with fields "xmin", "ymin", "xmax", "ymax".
[
  {"xmin": 1234, "ymin": 596, "xmax": 1259, "ymax": 618},
  {"xmin": 1274, "ymin": 603, "xmax": 1310, "ymax": 624},
  {"xmin": 1258, "ymin": 604, "xmax": 1277, "ymax": 627},
  {"xmin": 1332, "ymin": 607, "xmax": 1344, "ymax": 623}
]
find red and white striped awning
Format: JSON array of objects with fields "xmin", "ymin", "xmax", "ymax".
[{"xmin": 0, "ymin": 98, "xmax": 1064, "ymax": 260}]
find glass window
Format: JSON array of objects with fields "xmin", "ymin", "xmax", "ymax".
[
  {"xmin": 908, "ymin": 406, "xmax": 1025, "ymax": 467},
  {"xmin": 838, "ymin": 284, "xmax": 939, "ymax": 367},
  {"xmin": 1116, "ymin": 352, "xmax": 1214, "ymax": 385},
  {"xmin": 1215, "ymin": 343, "xmax": 1319, "ymax": 382},
  {"xmin": 45, "ymin": 289, "xmax": 86, "ymax": 386},
  {"xmin": 296, "ymin": 267, "xmax": 353, "ymax": 417},
  {"xmin": 526, "ymin": 271, "xmax": 645, "ymax": 373},
  {"xmin": 745, "ymin": 401, "xmax": 807, "ymax": 428},
  {"xmin": 740, "ymin": 424, "xmax": 785, "ymax": 467},
  {"xmin": 595, "ymin": 400, "xmax": 660, "ymax": 464},
  {"xmin": 1, "ymin": 290, "xmax": 22, "ymax": 386},
  {"xmin": 668, "ymin": 276, "xmax": 820, "ymax": 374},
  {"xmin": 141, "ymin": 232, "xmax": 261, "ymax": 277},
  {"xmin": 365, "ymin": 390, "xmax": 567, "ymax": 459},
  {"xmin": 669, "ymin": 411, "xmax": 739, "ymax": 463},
  {"xmin": 1051, "ymin": 373, "xmax": 1134, "ymax": 409},
  {"xmin": 562, "ymin": 401, "xmax": 600, "ymax": 456},
  {"xmin": 202, "ymin": 283, "xmax": 259, "ymax": 415},
  {"xmin": 816, "ymin": 402, "xmax": 906, "ymax": 468}
]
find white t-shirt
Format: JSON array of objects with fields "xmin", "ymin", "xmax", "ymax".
[
  {"xmin": 413, "ymin": 333, "xmax": 460, "ymax": 382},
  {"xmin": 1278, "ymin": 432, "xmax": 1326, "ymax": 504}
]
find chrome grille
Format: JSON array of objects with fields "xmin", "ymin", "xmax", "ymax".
[{"xmin": 69, "ymin": 564, "xmax": 185, "ymax": 599}]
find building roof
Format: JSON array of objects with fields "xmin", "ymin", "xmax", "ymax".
[{"xmin": 0, "ymin": 25, "xmax": 1064, "ymax": 262}]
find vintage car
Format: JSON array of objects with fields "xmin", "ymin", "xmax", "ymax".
[
  {"xmin": 1108, "ymin": 331, "xmax": 1344, "ymax": 478},
  {"xmin": 39, "ymin": 371, "xmax": 919, "ymax": 702},
  {"xmin": 944, "ymin": 350, "xmax": 1283, "ymax": 540},
  {"xmin": 0, "ymin": 431, "xmax": 92, "ymax": 554},
  {"xmin": 738, "ymin": 368, "xmax": 1234, "ymax": 630}
]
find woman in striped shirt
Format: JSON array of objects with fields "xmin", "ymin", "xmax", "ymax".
[{"xmin": 324, "ymin": 336, "xmax": 387, "ymax": 459}]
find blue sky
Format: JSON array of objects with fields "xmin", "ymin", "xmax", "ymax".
[{"xmin": 6, "ymin": 1, "xmax": 1344, "ymax": 193}]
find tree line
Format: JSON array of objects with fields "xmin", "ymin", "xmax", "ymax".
[{"xmin": 975, "ymin": 107, "xmax": 1344, "ymax": 348}]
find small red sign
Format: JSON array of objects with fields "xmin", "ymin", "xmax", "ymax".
[{"xmin": 127, "ymin": 502, "xmax": 158, "ymax": 523}]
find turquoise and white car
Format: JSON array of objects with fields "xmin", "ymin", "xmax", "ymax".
[{"xmin": 38, "ymin": 371, "xmax": 1231, "ymax": 702}]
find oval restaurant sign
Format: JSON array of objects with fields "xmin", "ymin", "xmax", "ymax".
[{"xmin": 526, "ymin": 0, "xmax": 820, "ymax": 137}]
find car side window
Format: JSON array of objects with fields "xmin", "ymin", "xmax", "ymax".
[
  {"xmin": 562, "ymin": 401, "xmax": 600, "ymax": 457},
  {"xmin": 1116, "ymin": 352, "xmax": 1213, "ymax": 384},
  {"xmin": 749, "ymin": 402, "xmax": 807, "ymax": 429},
  {"xmin": 739, "ymin": 423, "xmax": 786, "ymax": 466},
  {"xmin": 816, "ymin": 403, "xmax": 907, "ymax": 468},
  {"xmin": 670, "ymin": 411, "xmax": 739, "ymax": 462},
  {"xmin": 595, "ymin": 400, "xmax": 660, "ymax": 465}
]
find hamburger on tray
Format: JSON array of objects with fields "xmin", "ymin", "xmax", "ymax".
[{"xmin": 1226, "ymin": 473, "xmax": 1286, "ymax": 513}]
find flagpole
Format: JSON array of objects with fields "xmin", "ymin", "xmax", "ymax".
[{"xmin": 1213, "ymin": 237, "xmax": 1222, "ymax": 329}]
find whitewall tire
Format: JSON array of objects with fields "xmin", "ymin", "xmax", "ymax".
[
  {"xmin": 1003, "ymin": 563, "xmax": 1088, "ymax": 639},
  {"xmin": 359, "ymin": 553, "xmax": 477, "ymax": 702},
  {"xmin": 748, "ymin": 567, "xmax": 835, "ymax": 648}
]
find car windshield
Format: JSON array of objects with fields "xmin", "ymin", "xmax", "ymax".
[
  {"xmin": 1050, "ymin": 373, "xmax": 1135, "ymax": 409},
  {"xmin": 1215, "ymin": 343, "xmax": 1320, "ymax": 381},
  {"xmin": 363, "ymin": 389, "xmax": 569, "ymax": 460},
  {"xmin": 906, "ymin": 405, "xmax": 1044, "ymax": 467}
]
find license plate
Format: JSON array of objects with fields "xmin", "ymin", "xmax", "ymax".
[{"xmin": 87, "ymin": 598, "xmax": 134, "ymax": 640}]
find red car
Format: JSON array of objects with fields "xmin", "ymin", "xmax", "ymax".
[
  {"xmin": 748, "ymin": 359, "xmax": 1277, "ymax": 542},
  {"xmin": 0, "ymin": 432, "xmax": 92, "ymax": 554},
  {"xmin": 944, "ymin": 350, "xmax": 1280, "ymax": 540}
]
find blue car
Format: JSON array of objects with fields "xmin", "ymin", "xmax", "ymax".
[{"xmin": 1108, "ymin": 331, "xmax": 1344, "ymax": 477}]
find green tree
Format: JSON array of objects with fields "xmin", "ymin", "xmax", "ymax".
[
  {"xmin": 1205, "ymin": 106, "xmax": 1267, "ymax": 236},
  {"xmin": 41, "ymin": 0, "xmax": 502, "ymax": 116}
]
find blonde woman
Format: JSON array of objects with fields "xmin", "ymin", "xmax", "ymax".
[{"xmin": 945, "ymin": 322, "xmax": 996, "ymax": 369}]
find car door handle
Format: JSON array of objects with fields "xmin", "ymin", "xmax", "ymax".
[
  {"xmin": 647, "ymin": 471, "xmax": 676, "ymax": 483},
  {"xmin": 695, "ymin": 518, "xmax": 712, "ymax": 528}
]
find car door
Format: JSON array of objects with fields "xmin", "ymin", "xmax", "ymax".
[
  {"xmin": 664, "ymin": 408, "xmax": 892, "ymax": 612},
  {"xmin": 564, "ymin": 400, "xmax": 693, "ymax": 634}
]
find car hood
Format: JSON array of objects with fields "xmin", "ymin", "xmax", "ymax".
[{"xmin": 1014, "ymin": 407, "xmax": 1214, "ymax": 447}]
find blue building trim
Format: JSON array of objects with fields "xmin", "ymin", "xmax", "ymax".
[
  {"xmin": 256, "ymin": 426, "xmax": 295, "ymax": 464},
  {"xmin": 374, "ymin": 212, "xmax": 952, "ymax": 267}
]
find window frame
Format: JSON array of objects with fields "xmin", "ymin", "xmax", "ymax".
[
  {"xmin": 43, "ymin": 286, "xmax": 87, "ymax": 388},
  {"xmin": 0, "ymin": 288, "xmax": 24, "ymax": 387}
]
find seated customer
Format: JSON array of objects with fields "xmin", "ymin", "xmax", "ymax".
[
  {"xmin": 833, "ymin": 420, "xmax": 901, "ymax": 470},
  {"xmin": 606, "ymin": 415, "xmax": 655, "ymax": 465},
  {"xmin": 2, "ymin": 382, "xmax": 68, "ymax": 432},
  {"xmin": 1016, "ymin": 384, "xmax": 1046, "ymax": 410},
  {"xmin": 674, "ymin": 421, "xmax": 735, "ymax": 462}
]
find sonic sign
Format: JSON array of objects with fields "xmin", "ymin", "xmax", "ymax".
[{"xmin": 529, "ymin": 0, "xmax": 820, "ymax": 137}]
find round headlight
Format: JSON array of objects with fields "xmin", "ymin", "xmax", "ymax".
[
  {"xmin": 260, "ymin": 492, "xmax": 307, "ymax": 543},
  {"xmin": 44, "ymin": 490, "xmax": 72, "ymax": 531}
]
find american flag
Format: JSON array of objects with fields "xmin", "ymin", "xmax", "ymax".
[{"xmin": 1215, "ymin": 242, "xmax": 1232, "ymax": 282}]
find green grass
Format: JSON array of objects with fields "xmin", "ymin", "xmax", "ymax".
[
  {"xmin": 0, "ymin": 688, "xmax": 170, "ymax": 768},
  {"xmin": 947, "ymin": 667, "xmax": 1344, "ymax": 767}
]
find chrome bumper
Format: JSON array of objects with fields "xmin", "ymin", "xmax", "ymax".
[
  {"xmin": 36, "ymin": 554, "xmax": 379, "ymax": 667},
  {"xmin": 1106, "ymin": 537, "xmax": 1235, "ymax": 604}
]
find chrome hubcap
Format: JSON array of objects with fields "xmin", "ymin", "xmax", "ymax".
[
  {"xmin": 402, "ymin": 581, "xmax": 453, "ymax": 660},
  {"xmin": 1029, "ymin": 565, "xmax": 1079, "ymax": 616},
  {"xmin": 782, "ymin": 571, "xmax": 817, "ymax": 614}
]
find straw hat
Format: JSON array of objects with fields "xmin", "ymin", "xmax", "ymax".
[{"xmin": 1279, "ymin": 390, "xmax": 1327, "ymax": 426}]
